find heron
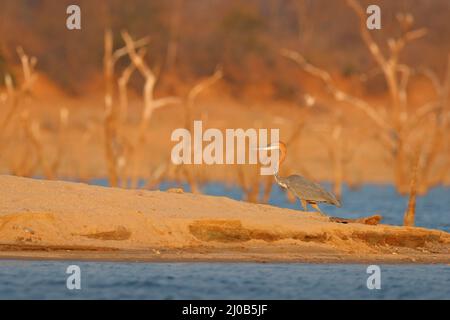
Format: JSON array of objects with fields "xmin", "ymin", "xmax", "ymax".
[{"xmin": 258, "ymin": 141, "xmax": 341, "ymax": 214}]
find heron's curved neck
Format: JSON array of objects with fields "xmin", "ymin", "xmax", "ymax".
[
  {"xmin": 275, "ymin": 144, "xmax": 287, "ymax": 176},
  {"xmin": 274, "ymin": 172, "xmax": 281, "ymax": 183}
]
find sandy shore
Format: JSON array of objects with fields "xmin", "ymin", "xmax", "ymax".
[{"xmin": 0, "ymin": 175, "xmax": 449, "ymax": 264}]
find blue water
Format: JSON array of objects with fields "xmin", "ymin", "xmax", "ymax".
[
  {"xmin": 0, "ymin": 261, "xmax": 449, "ymax": 299},
  {"xmin": 1, "ymin": 180, "xmax": 449, "ymax": 299}
]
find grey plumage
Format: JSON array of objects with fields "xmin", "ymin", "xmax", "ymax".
[
  {"xmin": 256, "ymin": 141, "xmax": 341, "ymax": 213},
  {"xmin": 275, "ymin": 174, "xmax": 341, "ymax": 208}
]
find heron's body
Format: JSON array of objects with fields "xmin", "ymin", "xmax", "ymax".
[
  {"xmin": 275, "ymin": 174, "xmax": 341, "ymax": 212},
  {"xmin": 259, "ymin": 141, "xmax": 341, "ymax": 214}
]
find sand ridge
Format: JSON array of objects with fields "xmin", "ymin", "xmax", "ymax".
[{"xmin": 0, "ymin": 175, "xmax": 449, "ymax": 263}]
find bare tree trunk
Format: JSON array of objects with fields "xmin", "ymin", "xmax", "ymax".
[
  {"xmin": 103, "ymin": 29, "xmax": 119, "ymax": 187},
  {"xmin": 404, "ymin": 156, "xmax": 419, "ymax": 227},
  {"xmin": 121, "ymin": 31, "xmax": 180, "ymax": 189},
  {"xmin": 166, "ymin": 0, "xmax": 183, "ymax": 71},
  {"xmin": 331, "ymin": 125, "xmax": 343, "ymax": 201}
]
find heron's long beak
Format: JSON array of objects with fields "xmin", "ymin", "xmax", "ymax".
[{"xmin": 254, "ymin": 144, "xmax": 280, "ymax": 151}]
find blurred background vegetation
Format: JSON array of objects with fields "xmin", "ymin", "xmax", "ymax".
[{"xmin": 1, "ymin": 0, "xmax": 449, "ymax": 99}]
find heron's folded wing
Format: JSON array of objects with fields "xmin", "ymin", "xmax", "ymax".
[{"xmin": 287, "ymin": 175, "xmax": 334, "ymax": 203}]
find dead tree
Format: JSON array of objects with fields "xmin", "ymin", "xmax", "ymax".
[
  {"xmin": 103, "ymin": 29, "xmax": 149, "ymax": 187},
  {"xmin": 0, "ymin": 47, "xmax": 37, "ymax": 141},
  {"xmin": 121, "ymin": 31, "xmax": 180, "ymax": 188},
  {"xmin": 166, "ymin": 0, "xmax": 184, "ymax": 71},
  {"xmin": 0, "ymin": 47, "xmax": 66, "ymax": 178},
  {"xmin": 403, "ymin": 149, "xmax": 421, "ymax": 227},
  {"xmin": 281, "ymin": 3, "xmax": 449, "ymax": 195},
  {"xmin": 180, "ymin": 67, "xmax": 223, "ymax": 193},
  {"xmin": 318, "ymin": 112, "xmax": 364, "ymax": 201}
]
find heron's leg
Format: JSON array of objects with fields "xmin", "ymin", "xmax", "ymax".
[
  {"xmin": 300, "ymin": 199, "xmax": 308, "ymax": 211},
  {"xmin": 309, "ymin": 202, "xmax": 327, "ymax": 216}
]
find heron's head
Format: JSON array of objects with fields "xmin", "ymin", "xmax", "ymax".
[
  {"xmin": 255, "ymin": 141, "xmax": 287, "ymax": 153},
  {"xmin": 254, "ymin": 141, "xmax": 287, "ymax": 176}
]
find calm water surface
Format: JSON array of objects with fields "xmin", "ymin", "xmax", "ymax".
[
  {"xmin": 1, "ymin": 181, "xmax": 448, "ymax": 299},
  {"xmin": 0, "ymin": 261, "xmax": 449, "ymax": 299}
]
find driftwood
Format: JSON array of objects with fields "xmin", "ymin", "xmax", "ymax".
[{"xmin": 329, "ymin": 214, "xmax": 382, "ymax": 225}]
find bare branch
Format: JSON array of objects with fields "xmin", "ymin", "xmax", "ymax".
[
  {"xmin": 281, "ymin": 48, "xmax": 391, "ymax": 134},
  {"xmin": 118, "ymin": 48, "xmax": 147, "ymax": 121},
  {"xmin": 345, "ymin": 0, "xmax": 387, "ymax": 68},
  {"xmin": 121, "ymin": 31, "xmax": 156, "ymax": 84},
  {"xmin": 187, "ymin": 67, "xmax": 223, "ymax": 108},
  {"xmin": 185, "ymin": 67, "xmax": 223, "ymax": 130},
  {"xmin": 152, "ymin": 96, "xmax": 182, "ymax": 110},
  {"xmin": 113, "ymin": 36, "xmax": 150, "ymax": 63}
]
